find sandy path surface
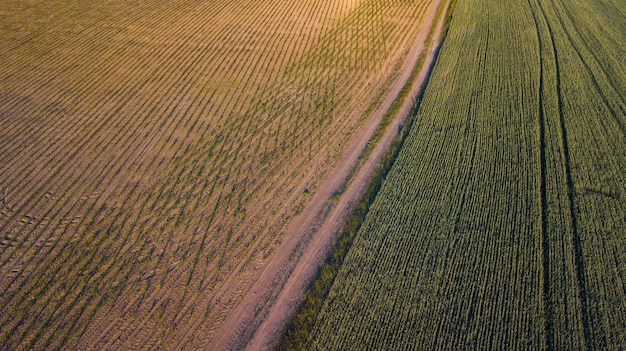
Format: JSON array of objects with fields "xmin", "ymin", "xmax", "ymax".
[{"xmin": 213, "ymin": 0, "xmax": 450, "ymax": 349}]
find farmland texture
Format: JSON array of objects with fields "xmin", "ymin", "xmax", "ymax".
[
  {"xmin": 0, "ymin": 0, "xmax": 437, "ymax": 349},
  {"xmin": 310, "ymin": 0, "xmax": 626, "ymax": 349}
]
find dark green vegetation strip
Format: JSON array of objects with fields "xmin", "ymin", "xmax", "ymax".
[{"xmin": 309, "ymin": 0, "xmax": 626, "ymax": 349}]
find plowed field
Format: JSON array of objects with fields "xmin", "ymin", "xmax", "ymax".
[{"xmin": 0, "ymin": 0, "xmax": 437, "ymax": 349}]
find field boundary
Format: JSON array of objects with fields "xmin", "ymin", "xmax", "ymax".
[
  {"xmin": 235, "ymin": 0, "xmax": 454, "ymax": 349},
  {"xmin": 276, "ymin": 1, "xmax": 455, "ymax": 347}
]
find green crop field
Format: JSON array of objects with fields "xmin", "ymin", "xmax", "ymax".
[{"xmin": 309, "ymin": 0, "xmax": 626, "ymax": 348}]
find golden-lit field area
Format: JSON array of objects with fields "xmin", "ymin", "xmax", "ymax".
[{"xmin": 0, "ymin": 0, "xmax": 438, "ymax": 349}]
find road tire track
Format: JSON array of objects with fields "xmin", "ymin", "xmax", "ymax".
[{"xmin": 534, "ymin": 0, "xmax": 593, "ymax": 348}]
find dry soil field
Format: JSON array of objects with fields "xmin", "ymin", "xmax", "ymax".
[{"xmin": 0, "ymin": 0, "xmax": 438, "ymax": 349}]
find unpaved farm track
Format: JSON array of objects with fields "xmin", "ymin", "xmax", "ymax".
[{"xmin": 214, "ymin": 0, "xmax": 451, "ymax": 348}]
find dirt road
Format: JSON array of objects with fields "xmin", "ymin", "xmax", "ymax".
[{"xmin": 212, "ymin": 0, "xmax": 450, "ymax": 349}]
